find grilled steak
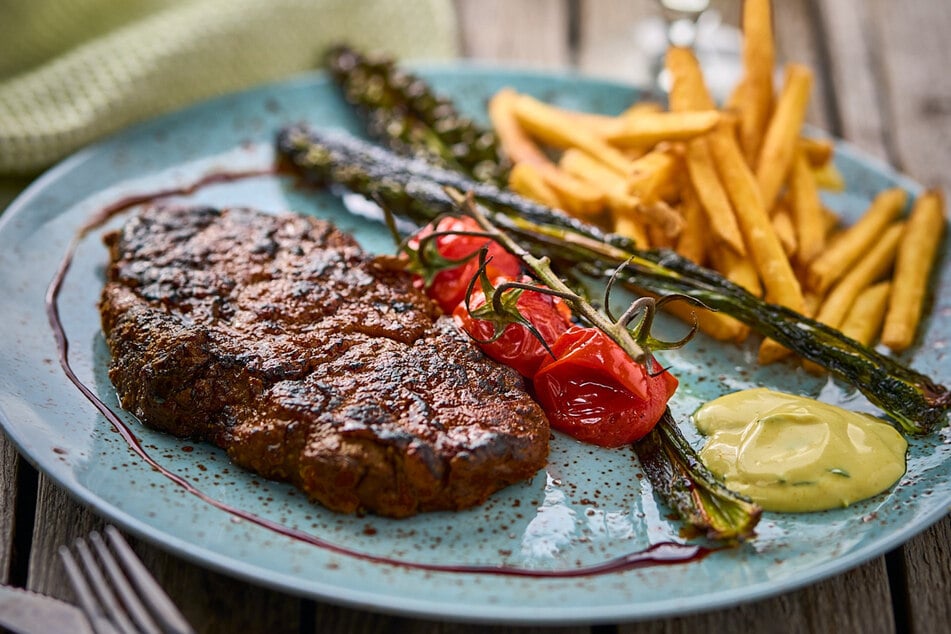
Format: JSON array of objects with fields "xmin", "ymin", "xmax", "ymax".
[{"xmin": 99, "ymin": 205, "xmax": 549, "ymax": 517}]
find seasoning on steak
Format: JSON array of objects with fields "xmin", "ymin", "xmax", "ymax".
[{"xmin": 99, "ymin": 205, "xmax": 549, "ymax": 518}]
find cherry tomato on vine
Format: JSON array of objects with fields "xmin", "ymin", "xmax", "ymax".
[
  {"xmin": 532, "ymin": 326, "xmax": 678, "ymax": 447},
  {"xmin": 452, "ymin": 280, "xmax": 573, "ymax": 378},
  {"xmin": 407, "ymin": 216, "xmax": 522, "ymax": 313}
]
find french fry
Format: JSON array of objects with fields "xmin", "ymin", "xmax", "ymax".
[
  {"xmin": 675, "ymin": 184, "xmax": 707, "ymax": 265},
  {"xmin": 708, "ymin": 119, "xmax": 805, "ymax": 313},
  {"xmin": 684, "ymin": 141, "xmax": 747, "ymax": 255},
  {"xmin": 628, "ymin": 150, "xmax": 680, "ymax": 203},
  {"xmin": 772, "ymin": 201, "xmax": 798, "ymax": 257},
  {"xmin": 489, "ymin": 89, "xmax": 605, "ymax": 218},
  {"xmin": 622, "ymin": 102, "xmax": 664, "ymax": 116},
  {"xmin": 812, "ymin": 161, "xmax": 846, "ymax": 191},
  {"xmin": 489, "ymin": 89, "xmax": 550, "ymax": 166},
  {"xmin": 813, "ymin": 223, "xmax": 903, "ymax": 330},
  {"xmin": 665, "ymin": 47, "xmax": 717, "ymax": 111},
  {"xmin": 756, "ymin": 64, "xmax": 814, "ymax": 212},
  {"xmin": 802, "ymin": 223, "xmax": 904, "ymax": 373},
  {"xmin": 639, "ymin": 200, "xmax": 685, "ymax": 239},
  {"xmin": 508, "ymin": 162, "xmax": 563, "ymax": 209},
  {"xmin": 799, "ymin": 137, "xmax": 834, "ymax": 167},
  {"xmin": 841, "ymin": 282, "xmax": 892, "ymax": 346},
  {"xmin": 613, "ymin": 212, "xmax": 651, "ymax": 249},
  {"xmin": 557, "ymin": 149, "xmax": 650, "ymax": 232},
  {"xmin": 512, "ymin": 94, "xmax": 632, "ymax": 175},
  {"xmin": 807, "ymin": 187, "xmax": 907, "ymax": 293},
  {"xmin": 559, "ymin": 148, "xmax": 630, "ymax": 203},
  {"xmin": 881, "ymin": 190, "xmax": 947, "ymax": 351},
  {"xmin": 734, "ymin": 0, "xmax": 775, "ymax": 164},
  {"xmin": 709, "ymin": 240, "xmax": 762, "ymax": 297},
  {"xmin": 601, "ymin": 110, "xmax": 720, "ymax": 147},
  {"xmin": 647, "ymin": 223, "xmax": 676, "ymax": 249},
  {"xmin": 664, "ymin": 46, "xmax": 747, "ymax": 256},
  {"xmin": 789, "ymin": 148, "xmax": 826, "ymax": 266}
]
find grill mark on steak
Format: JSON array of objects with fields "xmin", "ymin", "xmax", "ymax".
[{"xmin": 99, "ymin": 205, "xmax": 549, "ymax": 517}]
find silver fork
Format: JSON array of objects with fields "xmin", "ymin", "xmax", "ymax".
[{"xmin": 58, "ymin": 525, "xmax": 195, "ymax": 634}]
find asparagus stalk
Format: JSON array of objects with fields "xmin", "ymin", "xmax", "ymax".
[
  {"xmin": 326, "ymin": 45, "xmax": 510, "ymax": 186},
  {"xmin": 277, "ymin": 124, "xmax": 951, "ymax": 434}
]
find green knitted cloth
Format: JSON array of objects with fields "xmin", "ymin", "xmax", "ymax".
[{"xmin": 0, "ymin": 0, "xmax": 458, "ymax": 178}]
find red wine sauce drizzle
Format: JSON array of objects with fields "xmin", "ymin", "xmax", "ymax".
[{"xmin": 45, "ymin": 170, "xmax": 716, "ymax": 576}]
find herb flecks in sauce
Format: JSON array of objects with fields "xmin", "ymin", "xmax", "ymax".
[{"xmin": 694, "ymin": 388, "xmax": 907, "ymax": 513}]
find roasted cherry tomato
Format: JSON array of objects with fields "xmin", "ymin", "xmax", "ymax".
[
  {"xmin": 408, "ymin": 216, "xmax": 522, "ymax": 313},
  {"xmin": 532, "ymin": 326, "xmax": 678, "ymax": 447},
  {"xmin": 452, "ymin": 280, "xmax": 573, "ymax": 378}
]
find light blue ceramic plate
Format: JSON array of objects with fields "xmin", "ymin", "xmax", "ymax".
[{"xmin": 0, "ymin": 67, "xmax": 948, "ymax": 625}]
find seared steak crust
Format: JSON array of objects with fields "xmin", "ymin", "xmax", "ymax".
[{"xmin": 100, "ymin": 206, "xmax": 549, "ymax": 517}]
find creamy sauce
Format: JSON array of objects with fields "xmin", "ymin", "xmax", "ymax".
[{"xmin": 694, "ymin": 388, "xmax": 907, "ymax": 512}]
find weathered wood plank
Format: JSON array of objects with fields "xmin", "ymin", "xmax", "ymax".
[
  {"xmin": 771, "ymin": 0, "xmax": 833, "ymax": 130},
  {"xmin": 619, "ymin": 559, "xmax": 895, "ymax": 634},
  {"xmin": 454, "ymin": 0, "xmax": 572, "ymax": 67},
  {"xmin": 812, "ymin": 0, "xmax": 888, "ymax": 158},
  {"xmin": 900, "ymin": 516, "xmax": 951, "ymax": 634},
  {"xmin": 27, "ymin": 476, "xmax": 301, "ymax": 634},
  {"xmin": 872, "ymin": 0, "xmax": 951, "ymax": 191},
  {"xmin": 576, "ymin": 0, "xmax": 660, "ymax": 86},
  {"xmin": 0, "ymin": 434, "xmax": 18, "ymax": 583}
]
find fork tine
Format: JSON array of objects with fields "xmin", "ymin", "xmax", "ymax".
[
  {"xmin": 59, "ymin": 545, "xmax": 118, "ymax": 634},
  {"xmin": 89, "ymin": 531, "xmax": 163, "ymax": 634},
  {"xmin": 75, "ymin": 537, "xmax": 140, "ymax": 634},
  {"xmin": 60, "ymin": 542, "xmax": 126, "ymax": 634},
  {"xmin": 104, "ymin": 526, "xmax": 195, "ymax": 634}
]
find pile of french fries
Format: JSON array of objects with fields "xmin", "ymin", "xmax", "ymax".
[{"xmin": 489, "ymin": 0, "xmax": 945, "ymax": 367}]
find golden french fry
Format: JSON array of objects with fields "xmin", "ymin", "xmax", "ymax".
[
  {"xmin": 512, "ymin": 94, "xmax": 632, "ymax": 175},
  {"xmin": 685, "ymin": 140, "xmax": 747, "ymax": 255},
  {"xmin": 813, "ymin": 223, "xmax": 903, "ymax": 330},
  {"xmin": 508, "ymin": 162, "xmax": 563, "ymax": 209},
  {"xmin": 709, "ymin": 242, "xmax": 762, "ymax": 297},
  {"xmin": 560, "ymin": 148, "xmax": 629, "ymax": 202},
  {"xmin": 489, "ymin": 90, "xmax": 606, "ymax": 218},
  {"xmin": 822, "ymin": 206, "xmax": 841, "ymax": 236},
  {"xmin": 708, "ymin": 120, "xmax": 805, "ymax": 313},
  {"xmin": 622, "ymin": 102, "xmax": 664, "ymax": 116},
  {"xmin": 601, "ymin": 110, "xmax": 720, "ymax": 147},
  {"xmin": 881, "ymin": 190, "xmax": 947, "ymax": 351},
  {"xmin": 675, "ymin": 185, "xmax": 707, "ymax": 265},
  {"xmin": 489, "ymin": 89, "xmax": 550, "ymax": 166},
  {"xmin": 735, "ymin": 0, "xmax": 775, "ymax": 164},
  {"xmin": 665, "ymin": 47, "xmax": 716, "ymax": 111},
  {"xmin": 812, "ymin": 161, "xmax": 846, "ymax": 191},
  {"xmin": 639, "ymin": 200, "xmax": 684, "ymax": 239},
  {"xmin": 841, "ymin": 282, "xmax": 892, "ymax": 346},
  {"xmin": 802, "ymin": 224, "xmax": 903, "ymax": 373},
  {"xmin": 807, "ymin": 187, "xmax": 907, "ymax": 293},
  {"xmin": 799, "ymin": 137, "xmax": 834, "ymax": 167},
  {"xmin": 613, "ymin": 212, "xmax": 651, "ymax": 249},
  {"xmin": 772, "ymin": 202, "xmax": 798, "ymax": 257},
  {"xmin": 789, "ymin": 148, "xmax": 827, "ymax": 266},
  {"xmin": 628, "ymin": 150, "xmax": 680, "ymax": 203},
  {"xmin": 756, "ymin": 64, "xmax": 814, "ymax": 212},
  {"xmin": 647, "ymin": 223, "xmax": 675, "ymax": 249}
]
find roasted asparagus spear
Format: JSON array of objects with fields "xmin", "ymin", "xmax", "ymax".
[{"xmin": 327, "ymin": 45, "xmax": 510, "ymax": 187}]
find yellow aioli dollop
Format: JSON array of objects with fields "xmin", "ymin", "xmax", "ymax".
[{"xmin": 694, "ymin": 388, "xmax": 907, "ymax": 513}]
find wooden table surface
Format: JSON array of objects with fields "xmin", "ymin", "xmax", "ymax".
[{"xmin": 2, "ymin": 1, "xmax": 950, "ymax": 632}]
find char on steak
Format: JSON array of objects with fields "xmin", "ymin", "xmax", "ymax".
[{"xmin": 99, "ymin": 205, "xmax": 549, "ymax": 517}]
